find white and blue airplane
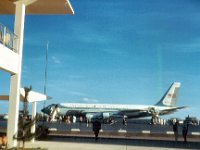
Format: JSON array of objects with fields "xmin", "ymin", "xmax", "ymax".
[{"xmin": 41, "ymin": 82, "xmax": 186, "ymax": 122}]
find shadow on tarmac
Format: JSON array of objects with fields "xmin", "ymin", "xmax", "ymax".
[{"xmin": 42, "ymin": 135, "xmax": 200, "ymax": 149}]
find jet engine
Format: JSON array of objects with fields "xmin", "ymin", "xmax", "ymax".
[
  {"xmin": 148, "ymin": 107, "xmax": 160, "ymax": 124},
  {"xmin": 148, "ymin": 107, "xmax": 156, "ymax": 115}
]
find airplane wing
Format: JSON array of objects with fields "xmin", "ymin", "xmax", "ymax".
[
  {"xmin": 120, "ymin": 106, "xmax": 187, "ymax": 117},
  {"xmin": 158, "ymin": 106, "xmax": 187, "ymax": 115}
]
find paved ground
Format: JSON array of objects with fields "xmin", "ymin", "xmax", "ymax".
[
  {"xmin": 2, "ymin": 121, "xmax": 200, "ymax": 149},
  {"xmin": 24, "ymin": 141, "xmax": 185, "ymax": 150},
  {"xmin": 24, "ymin": 141, "xmax": 199, "ymax": 150},
  {"xmin": 24, "ymin": 137, "xmax": 200, "ymax": 150}
]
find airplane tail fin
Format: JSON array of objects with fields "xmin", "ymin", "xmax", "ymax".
[{"xmin": 155, "ymin": 82, "xmax": 181, "ymax": 107}]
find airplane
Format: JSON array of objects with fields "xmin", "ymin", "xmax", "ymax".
[{"xmin": 41, "ymin": 82, "xmax": 186, "ymax": 123}]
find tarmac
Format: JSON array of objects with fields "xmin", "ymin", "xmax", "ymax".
[
  {"xmin": 1, "ymin": 121, "xmax": 200, "ymax": 149},
  {"xmin": 24, "ymin": 141, "xmax": 187, "ymax": 150},
  {"xmin": 24, "ymin": 136, "xmax": 200, "ymax": 150}
]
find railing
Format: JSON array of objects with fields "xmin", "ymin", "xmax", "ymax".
[{"xmin": 0, "ymin": 23, "xmax": 18, "ymax": 52}]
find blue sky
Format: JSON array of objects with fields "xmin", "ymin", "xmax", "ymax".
[{"xmin": 1, "ymin": 0, "xmax": 200, "ymax": 119}]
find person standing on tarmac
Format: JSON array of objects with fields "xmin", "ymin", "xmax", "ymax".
[
  {"xmin": 92, "ymin": 120, "xmax": 101, "ymax": 141},
  {"xmin": 173, "ymin": 120, "xmax": 179, "ymax": 141},
  {"xmin": 122, "ymin": 116, "xmax": 127, "ymax": 126},
  {"xmin": 182, "ymin": 123, "xmax": 189, "ymax": 143}
]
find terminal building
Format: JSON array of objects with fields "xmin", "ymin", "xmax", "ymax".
[{"xmin": 0, "ymin": 0, "xmax": 74, "ymax": 148}]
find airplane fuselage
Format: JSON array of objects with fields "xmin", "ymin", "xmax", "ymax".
[
  {"xmin": 41, "ymin": 82, "xmax": 186, "ymax": 122},
  {"xmin": 58, "ymin": 103, "xmax": 174, "ymax": 118}
]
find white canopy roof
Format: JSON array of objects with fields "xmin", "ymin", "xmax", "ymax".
[
  {"xmin": 0, "ymin": 88, "xmax": 51, "ymax": 102},
  {"xmin": 0, "ymin": 0, "xmax": 74, "ymax": 15}
]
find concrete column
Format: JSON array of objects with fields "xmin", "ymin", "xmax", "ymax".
[
  {"xmin": 31, "ymin": 102, "xmax": 37, "ymax": 143},
  {"xmin": 7, "ymin": 2, "xmax": 25, "ymax": 148}
]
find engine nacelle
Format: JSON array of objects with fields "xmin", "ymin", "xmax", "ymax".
[
  {"xmin": 148, "ymin": 107, "xmax": 156, "ymax": 114},
  {"xmin": 148, "ymin": 107, "xmax": 159, "ymax": 117}
]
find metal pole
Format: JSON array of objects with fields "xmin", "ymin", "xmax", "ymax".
[
  {"xmin": 42, "ymin": 41, "xmax": 49, "ymax": 122},
  {"xmin": 44, "ymin": 41, "xmax": 48, "ymax": 95}
]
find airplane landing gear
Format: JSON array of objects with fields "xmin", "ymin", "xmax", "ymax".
[{"xmin": 151, "ymin": 116, "xmax": 160, "ymax": 125}]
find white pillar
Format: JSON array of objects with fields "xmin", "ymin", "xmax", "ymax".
[
  {"xmin": 31, "ymin": 102, "xmax": 37, "ymax": 143},
  {"xmin": 7, "ymin": 2, "xmax": 25, "ymax": 148}
]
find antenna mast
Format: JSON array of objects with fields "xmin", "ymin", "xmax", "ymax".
[
  {"xmin": 44, "ymin": 41, "xmax": 49, "ymax": 95},
  {"xmin": 43, "ymin": 41, "xmax": 49, "ymax": 111}
]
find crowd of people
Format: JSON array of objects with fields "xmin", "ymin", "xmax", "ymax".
[{"xmin": 45, "ymin": 105, "xmax": 127, "ymax": 126}]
